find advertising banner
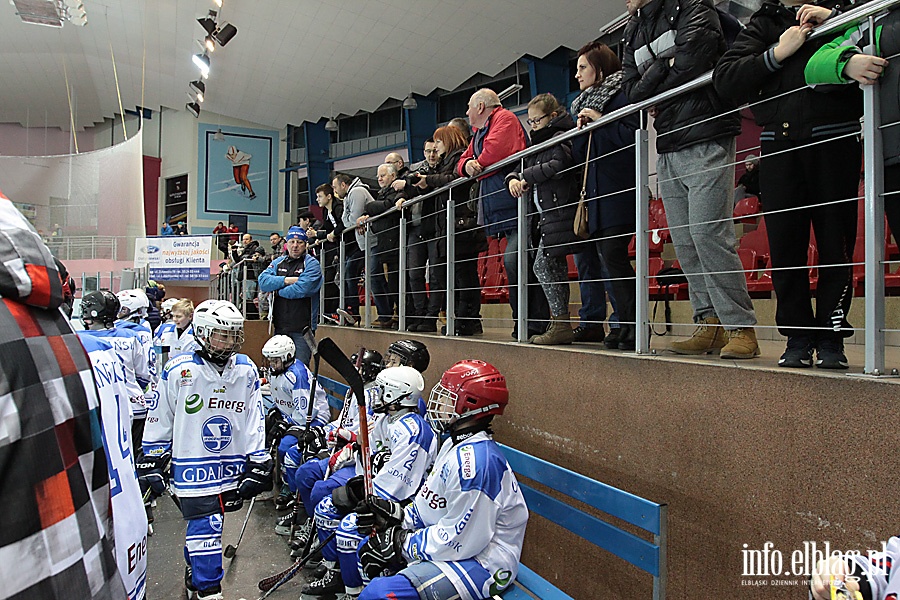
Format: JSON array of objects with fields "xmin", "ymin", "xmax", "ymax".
[{"xmin": 134, "ymin": 235, "xmax": 213, "ymax": 281}]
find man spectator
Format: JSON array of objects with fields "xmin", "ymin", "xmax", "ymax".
[
  {"xmin": 298, "ymin": 210, "xmax": 319, "ymax": 259},
  {"xmin": 458, "ymin": 88, "xmax": 549, "ymax": 339},
  {"xmin": 363, "ymin": 163, "xmax": 406, "ymax": 328},
  {"xmin": 227, "ymin": 221, "xmax": 240, "ymax": 244},
  {"xmin": 622, "ymin": 0, "xmax": 759, "ymax": 359},
  {"xmin": 0, "ymin": 189, "xmax": 126, "ymax": 599},
  {"xmin": 308, "ymin": 183, "xmax": 345, "ymax": 318},
  {"xmin": 384, "ymin": 152, "xmax": 409, "ymax": 180},
  {"xmin": 449, "ymin": 116, "xmax": 472, "ymax": 144},
  {"xmin": 213, "ymin": 221, "xmax": 229, "ymax": 257},
  {"xmin": 258, "ymin": 227, "xmax": 323, "ymax": 365},
  {"xmin": 231, "ymin": 233, "xmax": 260, "ymax": 264},
  {"xmin": 269, "ymin": 231, "xmax": 286, "ymax": 258},
  {"xmin": 333, "ymin": 172, "xmax": 388, "ymax": 326},
  {"xmin": 160, "ymin": 221, "xmax": 174, "ymax": 236},
  {"xmin": 172, "ymin": 221, "xmax": 189, "ymax": 236}
]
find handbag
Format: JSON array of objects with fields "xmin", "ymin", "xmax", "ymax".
[{"xmin": 574, "ymin": 131, "xmax": 592, "ymax": 240}]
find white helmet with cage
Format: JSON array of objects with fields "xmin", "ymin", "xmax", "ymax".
[
  {"xmin": 371, "ymin": 366, "xmax": 425, "ymax": 413},
  {"xmin": 192, "ymin": 299, "xmax": 245, "ymax": 362},
  {"xmin": 160, "ymin": 298, "xmax": 178, "ymax": 321},
  {"xmin": 261, "ymin": 335, "xmax": 296, "ymax": 375},
  {"xmin": 116, "ymin": 288, "xmax": 150, "ymax": 320}
]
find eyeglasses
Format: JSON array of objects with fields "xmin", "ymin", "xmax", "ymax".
[
  {"xmin": 526, "ymin": 114, "xmax": 549, "ymax": 126},
  {"xmin": 424, "ymin": 149, "xmax": 439, "ymax": 154}
]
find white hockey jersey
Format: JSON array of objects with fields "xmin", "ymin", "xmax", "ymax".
[
  {"xmin": 116, "ymin": 320, "xmax": 157, "ymax": 416},
  {"xmin": 362, "ymin": 410, "xmax": 438, "ymax": 502},
  {"xmin": 401, "ymin": 431, "xmax": 528, "ymax": 600},
  {"xmin": 326, "ymin": 382, "xmax": 379, "ymax": 435},
  {"xmin": 79, "ymin": 328, "xmax": 147, "ymax": 415},
  {"xmin": 142, "ymin": 351, "xmax": 266, "ymax": 498},
  {"xmin": 152, "ymin": 322, "xmax": 199, "ymax": 357},
  {"xmin": 269, "ymin": 361, "xmax": 330, "ymax": 427},
  {"xmin": 78, "ymin": 333, "xmax": 149, "ymax": 600}
]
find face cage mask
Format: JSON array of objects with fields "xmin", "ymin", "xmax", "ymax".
[
  {"xmin": 198, "ymin": 328, "xmax": 244, "ymax": 362},
  {"xmin": 426, "ymin": 383, "xmax": 459, "ymax": 432},
  {"xmin": 263, "ymin": 355, "xmax": 293, "ymax": 376}
]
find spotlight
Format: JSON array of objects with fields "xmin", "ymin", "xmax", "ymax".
[
  {"xmin": 186, "ymin": 102, "xmax": 201, "ymax": 118},
  {"xmin": 213, "ymin": 0, "xmax": 223, "ymax": 6},
  {"xmin": 204, "ymin": 35, "xmax": 215, "ymax": 52},
  {"xmin": 189, "ymin": 80, "xmax": 206, "ymax": 101},
  {"xmin": 198, "ymin": 10, "xmax": 217, "ymax": 35},
  {"xmin": 188, "ymin": 91, "xmax": 203, "ymax": 104},
  {"xmin": 213, "ymin": 23, "xmax": 237, "ymax": 46},
  {"xmin": 192, "ymin": 52, "xmax": 210, "ymax": 78}
]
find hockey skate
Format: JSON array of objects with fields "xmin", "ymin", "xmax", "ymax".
[
  {"xmin": 274, "ymin": 509, "xmax": 304, "ymax": 536},
  {"xmin": 273, "ymin": 485, "xmax": 295, "ymax": 511},
  {"xmin": 300, "ymin": 566, "xmax": 343, "ymax": 597},
  {"xmin": 287, "ymin": 518, "xmax": 312, "ymax": 548}
]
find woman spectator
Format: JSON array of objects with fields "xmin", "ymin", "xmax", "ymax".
[
  {"xmin": 505, "ymin": 93, "xmax": 583, "ymax": 345},
  {"xmin": 570, "ymin": 41, "xmax": 639, "ymax": 350},
  {"xmin": 415, "ymin": 125, "xmax": 485, "ymax": 335}
]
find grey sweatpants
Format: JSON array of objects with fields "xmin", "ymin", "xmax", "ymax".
[{"xmin": 657, "ymin": 137, "xmax": 756, "ymax": 329}]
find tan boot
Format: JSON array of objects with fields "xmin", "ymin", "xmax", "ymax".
[
  {"xmin": 530, "ymin": 314, "xmax": 574, "ymax": 345},
  {"xmin": 669, "ymin": 317, "xmax": 725, "ymax": 355},
  {"xmin": 720, "ymin": 327, "xmax": 760, "ymax": 359}
]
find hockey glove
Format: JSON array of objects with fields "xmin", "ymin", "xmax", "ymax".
[
  {"xmin": 371, "ymin": 449, "xmax": 392, "ymax": 474},
  {"xmin": 356, "ymin": 496, "xmax": 405, "ymax": 532},
  {"xmin": 135, "ymin": 451, "xmax": 170, "ymax": 500},
  {"xmin": 265, "ymin": 409, "xmax": 288, "ymax": 441},
  {"xmin": 238, "ymin": 456, "xmax": 274, "ymax": 499},
  {"xmin": 221, "ymin": 488, "xmax": 244, "ymax": 512},
  {"xmin": 328, "ymin": 427, "xmax": 357, "ymax": 450},
  {"xmin": 359, "ymin": 526, "xmax": 409, "ymax": 580},
  {"xmin": 331, "ymin": 475, "xmax": 367, "ymax": 515},
  {"xmin": 283, "ymin": 425, "xmax": 306, "ymax": 442},
  {"xmin": 328, "ymin": 442, "xmax": 358, "ymax": 472},
  {"xmin": 303, "ymin": 425, "xmax": 328, "ymax": 458}
]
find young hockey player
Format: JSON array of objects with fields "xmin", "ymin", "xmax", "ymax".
[
  {"xmin": 261, "ymin": 334, "xmax": 331, "ymax": 511},
  {"xmin": 139, "ymin": 299, "xmax": 272, "ymax": 600},
  {"xmin": 302, "ymin": 365, "xmax": 438, "ymax": 599},
  {"xmin": 810, "ymin": 537, "xmax": 899, "ymax": 599},
  {"xmin": 159, "ymin": 297, "xmax": 178, "ymax": 324},
  {"xmin": 153, "ymin": 298, "xmax": 198, "ymax": 359},
  {"xmin": 117, "ymin": 288, "xmax": 157, "ymax": 449},
  {"xmin": 77, "ymin": 329, "xmax": 149, "ymax": 600},
  {"xmin": 356, "ymin": 360, "xmax": 528, "ymax": 600}
]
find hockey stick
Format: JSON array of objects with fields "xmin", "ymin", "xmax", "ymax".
[
  {"xmin": 256, "ymin": 531, "xmax": 338, "ymax": 597},
  {"xmin": 301, "ymin": 328, "xmax": 322, "ymax": 449},
  {"xmin": 223, "ymin": 496, "xmax": 254, "ymax": 559}
]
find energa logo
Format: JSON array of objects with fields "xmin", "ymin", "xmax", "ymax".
[{"xmin": 185, "ymin": 393, "xmax": 204, "ymax": 414}]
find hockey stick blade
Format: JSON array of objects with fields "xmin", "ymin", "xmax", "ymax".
[
  {"xmin": 256, "ymin": 531, "xmax": 338, "ymax": 596},
  {"xmin": 315, "ymin": 338, "xmax": 364, "ymax": 406}
]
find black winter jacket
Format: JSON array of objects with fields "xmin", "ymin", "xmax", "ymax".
[
  {"xmin": 622, "ymin": 0, "xmax": 740, "ymax": 153},
  {"xmin": 314, "ymin": 200, "xmax": 344, "ymax": 265},
  {"xmin": 422, "ymin": 149, "xmax": 484, "ymax": 259},
  {"xmin": 365, "ymin": 186, "xmax": 405, "ymax": 253},
  {"xmin": 713, "ymin": 0, "xmax": 862, "ymax": 142},
  {"xmin": 505, "ymin": 112, "xmax": 586, "ymax": 258}
]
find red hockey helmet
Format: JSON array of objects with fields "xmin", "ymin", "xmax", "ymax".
[{"xmin": 426, "ymin": 360, "xmax": 508, "ymax": 432}]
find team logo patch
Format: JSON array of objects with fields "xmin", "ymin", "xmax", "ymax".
[
  {"xmin": 180, "ymin": 369, "xmax": 192, "ymax": 378},
  {"xmin": 459, "ymin": 444, "xmax": 476, "ymax": 480},
  {"xmin": 143, "ymin": 388, "xmax": 159, "ymax": 411},
  {"xmin": 201, "ymin": 416, "xmax": 233, "ymax": 453},
  {"xmin": 208, "ymin": 514, "xmax": 223, "ymax": 533},
  {"xmin": 184, "ymin": 393, "xmax": 204, "ymax": 414}
]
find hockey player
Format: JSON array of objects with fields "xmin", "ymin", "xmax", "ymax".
[
  {"xmin": 159, "ymin": 297, "xmax": 179, "ymax": 324},
  {"xmin": 280, "ymin": 349, "xmax": 383, "ymax": 553},
  {"xmin": 117, "ymin": 288, "xmax": 157, "ymax": 451},
  {"xmin": 261, "ymin": 334, "xmax": 331, "ymax": 511},
  {"xmin": 139, "ymin": 299, "xmax": 272, "ymax": 600},
  {"xmin": 356, "ymin": 360, "xmax": 528, "ymax": 600},
  {"xmin": 810, "ymin": 539, "xmax": 899, "ymax": 600},
  {"xmin": 152, "ymin": 298, "xmax": 199, "ymax": 360},
  {"xmin": 302, "ymin": 365, "xmax": 438, "ymax": 599},
  {"xmin": 77, "ymin": 330, "xmax": 149, "ymax": 600}
]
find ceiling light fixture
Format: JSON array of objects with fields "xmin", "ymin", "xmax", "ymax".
[
  {"xmin": 402, "ymin": 88, "xmax": 417, "ymax": 110},
  {"xmin": 198, "ymin": 10, "xmax": 217, "ymax": 35},
  {"xmin": 204, "ymin": 35, "xmax": 216, "ymax": 52},
  {"xmin": 213, "ymin": 128, "xmax": 225, "ymax": 141},
  {"xmin": 186, "ymin": 102, "xmax": 201, "ymax": 118},
  {"xmin": 189, "ymin": 79, "xmax": 206, "ymax": 100},
  {"xmin": 212, "ymin": 22, "xmax": 237, "ymax": 46},
  {"xmin": 192, "ymin": 52, "xmax": 210, "ymax": 78},
  {"xmin": 188, "ymin": 91, "xmax": 203, "ymax": 104},
  {"xmin": 213, "ymin": 0, "xmax": 223, "ymax": 7},
  {"xmin": 325, "ymin": 104, "xmax": 338, "ymax": 132},
  {"xmin": 497, "ymin": 83, "xmax": 523, "ymax": 102}
]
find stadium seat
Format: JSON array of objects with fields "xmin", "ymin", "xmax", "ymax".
[{"xmin": 733, "ymin": 195, "xmax": 760, "ymax": 224}]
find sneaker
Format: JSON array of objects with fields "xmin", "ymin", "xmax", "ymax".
[
  {"xmin": 322, "ymin": 313, "xmax": 340, "ymax": 325},
  {"xmin": 816, "ymin": 339, "xmax": 849, "ymax": 369},
  {"xmin": 573, "ymin": 326, "xmax": 606, "ymax": 343},
  {"xmin": 301, "ymin": 568, "xmax": 344, "ymax": 596},
  {"xmin": 602, "ymin": 327, "xmax": 619, "ymax": 349},
  {"xmin": 669, "ymin": 317, "xmax": 725, "ymax": 355},
  {"xmin": 720, "ymin": 328, "xmax": 760, "ymax": 359},
  {"xmin": 336, "ymin": 309, "xmax": 358, "ymax": 326},
  {"xmin": 778, "ymin": 336, "xmax": 815, "ymax": 368}
]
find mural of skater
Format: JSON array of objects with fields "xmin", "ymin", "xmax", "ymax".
[
  {"xmin": 199, "ymin": 125, "xmax": 277, "ymax": 218},
  {"xmin": 225, "ymin": 145, "xmax": 256, "ymax": 199}
]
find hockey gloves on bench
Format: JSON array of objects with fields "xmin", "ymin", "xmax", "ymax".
[
  {"xmin": 238, "ymin": 456, "xmax": 274, "ymax": 499},
  {"xmin": 303, "ymin": 425, "xmax": 328, "ymax": 459},
  {"xmin": 359, "ymin": 526, "xmax": 409, "ymax": 579},
  {"xmin": 355, "ymin": 495, "xmax": 405, "ymax": 532},
  {"xmin": 136, "ymin": 451, "xmax": 170, "ymax": 500}
]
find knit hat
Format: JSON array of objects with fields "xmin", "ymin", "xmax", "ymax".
[{"xmin": 285, "ymin": 226, "xmax": 307, "ymax": 241}]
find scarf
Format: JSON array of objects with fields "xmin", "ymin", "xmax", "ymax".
[{"xmin": 569, "ymin": 70, "xmax": 625, "ymax": 118}]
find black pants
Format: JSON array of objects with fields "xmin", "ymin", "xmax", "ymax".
[
  {"xmin": 373, "ymin": 246, "xmax": 400, "ymax": 320},
  {"xmin": 598, "ymin": 224, "xmax": 636, "ymax": 329},
  {"xmin": 883, "ymin": 165, "xmax": 900, "ymax": 247},
  {"xmin": 321, "ymin": 247, "xmax": 339, "ymax": 314},
  {"xmin": 407, "ymin": 228, "xmax": 429, "ymax": 317},
  {"xmin": 761, "ymin": 136, "xmax": 860, "ymax": 340}
]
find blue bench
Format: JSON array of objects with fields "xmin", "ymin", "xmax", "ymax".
[
  {"xmin": 318, "ymin": 375, "xmax": 349, "ymax": 413},
  {"xmin": 498, "ymin": 444, "xmax": 668, "ymax": 600}
]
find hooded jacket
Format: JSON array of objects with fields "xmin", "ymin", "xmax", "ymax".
[{"xmin": 340, "ymin": 177, "xmax": 377, "ymax": 251}]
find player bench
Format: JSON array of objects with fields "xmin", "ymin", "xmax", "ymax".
[
  {"xmin": 319, "ymin": 375, "xmax": 349, "ymax": 413},
  {"xmin": 497, "ymin": 444, "xmax": 668, "ymax": 600}
]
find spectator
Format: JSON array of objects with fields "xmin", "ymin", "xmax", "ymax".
[
  {"xmin": 308, "ymin": 183, "xmax": 345, "ymax": 317},
  {"xmin": 257, "ymin": 226, "xmax": 323, "ymax": 365},
  {"xmin": 227, "ymin": 221, "xmax": 240, "ymax": 243},
  {"xmin": 160, "ymin": 221, "xmax": 174, "ymax": 236},
  {"xmin": 735, "ymin": 154, "xmax": 761, "ymax": 202},
  {"xmin": 458, "ymin": 88, "xmax": 550, "ymax": 339},
  {"xmin": 363, "ymin": 163, "xmax": 406, "ymax": 328},
  {"xmin": 418, "ymin": 125, "xmax": 485, "ymax": 335},
  {"xmin": 449, "ymin": 116, "xmax": 472, "ymax": 144},
  {"xmin": 145, "ymin": 280, "xmax": 166, "ymax": 331},
  {"xmin": 333, "ymin": 172, "xmax": 384, "ymax": 326},
  {"xmin": 51, "ymin": 223, "xmax": 62, "ymax": 238},
  {"xmin": 623, "ymin": 0, "xmax": 759, "ymax": 359},
  {"xmin": 384, "ymin": 151, "xmax": 409, "ymax": 179},
  {"xmin": 231, "ymin": 233, "xmax": 260, "ymax": 264},
  {"xmin": 570, "ymin": 42, "xmax": 641, "ymax": 350},
  {"xmin": 0, "ymin": 191, "xmax": 126, "ymax": 599},
  {"xmin": 172, "ymin": 220, "xmax": 189, "ymax": 236},
  {"xmin": 213, "ymin": 221, "xmax": 229, "ymax": 257},
  {"xmin": 715, "ymin": 0, "xmax": 861, "ymax": 368},
  {"xmin": 298, "ymin": 210, "xmax": 319, "ymax": 259},
  {"xmin": 269, "ymin": 231, "xmax": 286, "ymax": 258},
  {"xmin": 505, "ymin": 93, "xmax": 584, "ymax": 346}
]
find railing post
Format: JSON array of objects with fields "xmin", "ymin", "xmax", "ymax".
[
  {"xmin": 364, "ymin": 226, "xmax": 371, "ymax": 328},
  {"xmin": 338, "ymin": 237, "xmax": 346, "ymax": 324},
  {"xmin": 863, "ymin": 17, "xmax": 887, "ymax": 375},
  {"xmin": 398, "ymin": 207, "xmax": 408, "ymax": 332},
  {"xmin": 242, "ymin": 261, "xmax": 249, "ymax": 317},
  {"xmin": 635, "ymin": 126, "xmax": 651, "ymax": 354},
  {"xmin": 446, "ymin": 187, "xmax": 457, "ymax": 335},
  {"xmin": 516, "ymin": 158, "xmax": 528, "ymax": 343}
]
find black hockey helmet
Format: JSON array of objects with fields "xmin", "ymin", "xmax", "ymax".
[
  {"xmin": 350, "ymin": 349, "xmax": 384, "ymax": 383},
  {"xmin": 81, "ymin": 291, "xmax": 120, "ymax": 328},
  {"xmin": 385, "ymin": 339, "xmax": 430, "ymax": 372}
]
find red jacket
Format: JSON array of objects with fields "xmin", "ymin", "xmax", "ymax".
[{"xmin": 456, "ymin": 107, "xmax": 528, "ymax": 178}]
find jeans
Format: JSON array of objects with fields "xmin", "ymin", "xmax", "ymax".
[
  {"xmin": 573, "ymin": 246, "xmax": 620, "ymax": 329},
  {"xmin": 503, "ymin": 228, "xmax": 550, "ymax": 334}
]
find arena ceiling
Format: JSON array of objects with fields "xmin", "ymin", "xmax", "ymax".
[{"xmin": 0, "ymin": 0, "xmax": 626, "ymax": 131}]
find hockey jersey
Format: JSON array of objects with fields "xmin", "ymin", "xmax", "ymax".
[
  {"xmin": 269, "ymin": 361, "xmax": 330, "ymax": 427},
  {"xmin": 142, "ymin": 351, "xmax": 266, "ymax": 498},
  {"xmin": 116, "ymin": 320, "xmax": 157, "ymax": 416},
  {"xmin": 78, "ymin": 333, "xmax": 149, "ymax": 600},
  {"xmin": 326, "ymin": 382, "xmax": 379, "ymax": 435},
  {"xmin": 152, "ymin": 322, "xmax": 199, "ymax": 357},
  {"xmin": 79, "ymin": 327, "xmax": 147, "ymax": 415},
  {"xmin": 401, "ymin": 431, "xmax": 528, "ymax": 600},
  {"xmin": 363, "ymin": 410, "xmax": 438, "ymax": 502}
]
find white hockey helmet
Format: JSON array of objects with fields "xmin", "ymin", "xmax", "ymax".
[
  {"xmin": 116, "ymin": 288, "xmax": 150, "ymax": 320},
  {"xmin": 160, "ymin": 298, "xmax": 178, "ymax": 320},
  {"xmin": 192, "ymin": 299, "xmax": 244, "ymax": 361},
  {"xmin": 371, "ymin": 366, "xmax": 425, "ymax": 413},
  {"xmin": 261, "ymin": 335, "xmax": 296, "ymax": 375}
]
